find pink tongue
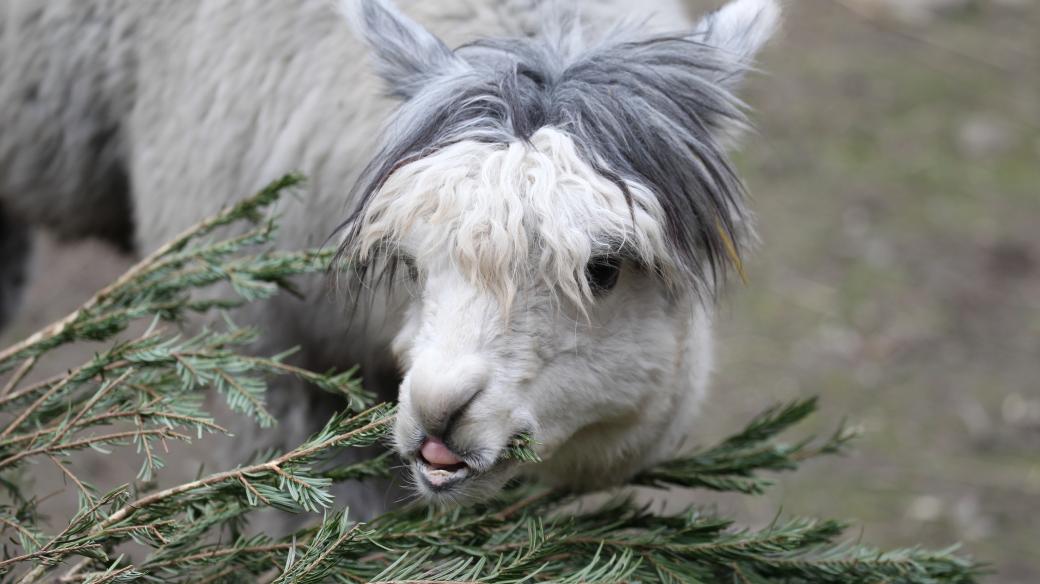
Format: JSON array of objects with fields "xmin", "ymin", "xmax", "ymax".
[{"xmin": 421, "ymin": 437, "xmax": 463, "ymax": 467}]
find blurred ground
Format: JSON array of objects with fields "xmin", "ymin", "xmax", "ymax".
[
  {"xmin": 691, "ymin": 0, "xmax": 1039, "ymax": 581},
  {"xmin": 1, "ymin": 0, "xmax": 1037, "ymax": 581}
]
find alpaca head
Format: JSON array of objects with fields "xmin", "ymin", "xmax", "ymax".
[{"xmin": 339, "ymin": 0, "xmax": 780, "ymax": 503}]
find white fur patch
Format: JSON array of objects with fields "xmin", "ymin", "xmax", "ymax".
[
  {"xmin": 696, "ymin": 0, "xmax": 781, "ymax": 63},
  {"xmin": 352, "ymin": 128, "xmax": 674, "ymax": 310}
]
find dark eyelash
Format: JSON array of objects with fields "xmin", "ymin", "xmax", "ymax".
[
  {"xmin": 365, "ymin": 241, "xmax": 420, "ymax": 284},
  {"xmin": 399, "ymin": 254, "xmax": 420, "ymax": 281},
  {"xmin": 593, "ymin": 238, "xmax": 645, "ymax": 267},
  {"xmin": 586, "ymin": 255, "xmax": 622, "ymax": 295}
]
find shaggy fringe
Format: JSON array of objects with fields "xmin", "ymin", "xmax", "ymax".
[
  {"xmin": 352, "ymin": 128, "xmax": 672, "ymax": 311},
  {"xmin": 338, "ymin": 0, "xmax": 777, "ymax": 305}
]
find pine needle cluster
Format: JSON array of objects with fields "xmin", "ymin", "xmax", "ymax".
[{"xmin": 0, "ymin": 176, "xmax": 981, "ymax": 583}]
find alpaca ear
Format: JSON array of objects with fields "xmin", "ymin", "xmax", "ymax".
[
  {"xmin": 692, "ymin": 0, "xmax": 781, "ymax": 89},
  {"xmin": 341, "ymin": 0, "xmax": 463, "ymax": 99}
]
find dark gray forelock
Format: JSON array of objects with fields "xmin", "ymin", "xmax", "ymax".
[{"xmin": 340, "ymin": 16, "xmax": 755, "ymax": 297}]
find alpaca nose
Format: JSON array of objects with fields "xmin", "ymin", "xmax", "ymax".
[{"xmin": 406, "ymin": 354, "xmax": 489, "ymax": 438}]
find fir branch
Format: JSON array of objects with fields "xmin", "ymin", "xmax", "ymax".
[
  {"xmin": 0, "ymin": 173, "xmax": 303, "ymax": 374},
  {"xmin": 0, "ymin": 407, "xmax": 227, "ymax": 451},
  {"xmin": 0, "ymin": 370, "xmax": 76, "ymax": 440},
  {"xmin": 93, "ymin": 404, "xmax": 392, "ymax": 528},
  {"xmin": 504, "ymin": 433, "xmax": 541, "ymax": 463},
  {"xmin": 0, "ymin": 544, "xmax": 105, "ymax": 572},
  {"xmin": 320, "ymin": 451, "xmax": 395, "ymax": 483},
  {"xmin": 0, "ymin": 175, "xmax": 981, "ymax": 584},
  {"xmin": 0, "ymin": 356, "xmax": 35, "ymax": 399},
  {"xmin": 47, "ymin": 455, "xmax": 97, "ymax": 506},
  {"xmin": 49, "ymin": 369, "xmax": 136, "ymax": 445},
  {"xmin": 146, "ymin": 542, "xmax": 298, "ymax": 572},
  {"xmin": 214, "ymin": 368, "xmax": 275, "ymax": 427},
  {"xmin": 51, "ymin": 405, "xmax": 395, "ymax": 582},
  {"xmin": 273, "ymin": 511, "xmax": 362, "ymax": 584},
  {"xmin": 0, "ymin": 515, "xmax": 43, "ymax": 552},
  {"xmin": 0, "ymin": 428, "xmax": 191, "ymax": 472},
  {"xmin": 240, "ymin": 357, "xmax": 371, "ymax": 411},
  {"xmin": 633, "ymin": 398, "xmax": 859, "ymax": 494}
]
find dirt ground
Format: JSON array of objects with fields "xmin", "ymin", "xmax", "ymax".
[
  {"xmin": 697, "ymin": 1, "xmax": 1039, "ymax": 581},
  {"xmin": 2, "ymin": 0, "xmax": 1037, "ymax": 581}
]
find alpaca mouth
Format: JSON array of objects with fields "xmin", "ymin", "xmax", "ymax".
[
  {"xmin": 417, "ymin": 436, "xmax": 471, "ymax": 490},
  {"xmin": 416, "ymin": 460, "xmax": 471, "ymax": 490},
  {"xmin": 412, "ymin": 434, "xmax": 526, "ymax": 495}
]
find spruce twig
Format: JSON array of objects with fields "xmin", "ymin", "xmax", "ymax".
[
  {"xmin": 0, "ymin": 174, "xmax": 303, "ymax": 373},
  {"xmin": 0, "ymin": 175, "xmax": 981, "ymax": 584}
]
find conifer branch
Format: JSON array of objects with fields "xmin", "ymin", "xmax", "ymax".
[
  {"xmin": 0, "ymin": 174, "xmax": 303, "ymax": 372},
  {"xmin": 0, "ymin": 175, "xmax": 981, "ymax": 584},
  {"xmin": 0, "ymin": 356, "xmax": 35, "ymax": 399}
]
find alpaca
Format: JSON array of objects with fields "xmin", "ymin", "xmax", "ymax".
[
  {"xmin": 0, "ymin": 0, "xmax": 779, "ymax": 510},
  {"xmin": 0, "ymin": 203, "xmax": 30, "ymax": 331}
]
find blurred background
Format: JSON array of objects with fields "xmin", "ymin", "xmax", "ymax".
[{"xmin": 1, "ymin": 0, "xmax": 1037, "ymax": 581}]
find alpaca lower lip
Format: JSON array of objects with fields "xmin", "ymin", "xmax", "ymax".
[{"xmin": 417, "ymin": 459, "xmax": 471, "ymax": 490}]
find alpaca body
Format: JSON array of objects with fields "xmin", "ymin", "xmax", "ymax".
[
  {"xmin": 0, "ymin": 0, "xmax": 688, "ymax": 389},
  {"xmin": 0, "ymin": 0, "xmax": 778, "ymax": 511}
]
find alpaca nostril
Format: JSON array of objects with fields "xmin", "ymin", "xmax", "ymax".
[
  {"xmin": 410, "ymin": 381, "xmax": 485, "ymax": 441},
  {"xmin": 406, "ymin": 354, "xmax": 489, "ymax": 437},
  {"xmin": 439, "ymin": 387, "xmax": 482, "ymax": 437}
]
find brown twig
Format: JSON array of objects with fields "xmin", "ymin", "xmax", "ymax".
[
  {"xmin": 47, "ymin": 455, "xmax": 94, "ymax": 503},
  {"xmin": 0, "ymin": 517, "xmax": 41, "ymax": 549},
  {"xmin": 48, "ymin": 370, "xmax": 134, "ymax": 445},
  {"xmin": 0, "ymin": 375, "xmax": 75, "ymax": 440},
  {"xmin": 238, "ymin": 474, "xmax": 271, "ymax": 505},
  {"xmin": 0, "ymin": 356, "xmax": 36, "ymax": 399},
  {"xmin": 0, "ymin": 359, "xmax": 131, "ymax": 408},
  {"xmin": 0, "ymin": 428, "xmax": 190, "ymax": 471},
  {"xmin": 0, "ymin": 544, "xmax": 102, "ymax": 571},
  {"xmin": 146, "ymin": 543, "xmax": 300, "ymax": 571},
  {"xmin": 1, "ymin": 411, "xmax": 226, "ymax": 450},
  {"xmin": 73, "ymin": 565, "xmax": 136, "ymax": 584}
]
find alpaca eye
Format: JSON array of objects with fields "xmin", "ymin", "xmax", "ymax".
[
  {"xmin": 400, "ymin": 255, "xmax": 419, "ymax": 282},
  {"xmin": 586, "ymin": 256, "xmax": 621, "ymax": 295}
]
